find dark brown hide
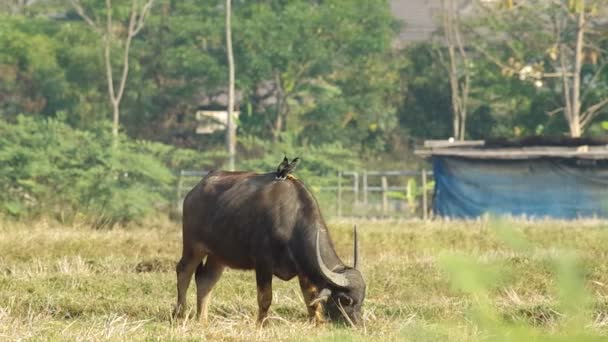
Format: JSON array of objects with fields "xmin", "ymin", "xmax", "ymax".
[{"xmin": 174, "ymin": 170, "xmax": 365, "ymax": 326}]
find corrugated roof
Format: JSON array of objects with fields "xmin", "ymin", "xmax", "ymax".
[{"xmin": 416, "ymin": 139, "xmax": 608, "ymax": 160}]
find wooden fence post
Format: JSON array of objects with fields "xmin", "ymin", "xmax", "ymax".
[
  {"xmin": 337, "ymin": 171, "xmax": 342, "ymax": 218},
  {"xmin": 381, "ymin": 176, "xmax": 388, "ymax": 216},
  {"xmin": 422, "ymin": 169, "xmax": 428, "ymax": 220},
  {"xmin": 363, "ymin": 171, "xmax": 368, "ymax": 205},
  {"xmin": 353, "ymin": 172, "xmax": 359, "ymax": 204},
  {"xmin": 176, "ymin": 170, "xmax": 184, "ymax": 212}
]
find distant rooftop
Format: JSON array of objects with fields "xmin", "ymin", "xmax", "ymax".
[
  {"xmin": 391, "ymin": 0, "xmax": 478, "ymax": 44},
  {"xmin": 416, "ymin": 137, "xmax": 608, "ymax": 160}
]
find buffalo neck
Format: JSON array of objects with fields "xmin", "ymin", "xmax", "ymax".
[{"xmin": 289, "ymin": 179, "xmax": 345, "ymax": 285}]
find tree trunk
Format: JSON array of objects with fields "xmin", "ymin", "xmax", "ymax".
[
  {"xmin": 569, "ymin": 1, "xmax": 585, "ymax": 138},
  {"xmin": 272, "ymin": 72, "xmax": 284, "ymax": 142},
  {"xmin": 70, "ymin": 0, "xmax": 153, "ymax": 146},
  {"xmin": 443, "ymin": 0, "xmax": 469, "ymax": 141},
  {"xmin": 112, "ymin": 101, "xmax": 120, "ymax": 139},
  {"xmin": 451, "ymin": 96, "xmax": 460, "ymax": 139},
  {"xmin": 103, "ymin": 0, "xmax": 117, "ymax": 145},
  {"xmin": 273, "ymin": 111, "xmax": 283, "ymax": 142},
  {"xmin": 226, "ymin": 0, "xmax": 236, "ymax": 170},
  {"xmin": 459, "ymin": 107, "xmax": 466, "ymax": 140}
]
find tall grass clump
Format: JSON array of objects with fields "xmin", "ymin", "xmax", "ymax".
[{"xmin": 438, "ymin": 219, "xmax": 605, "ymax": 341}]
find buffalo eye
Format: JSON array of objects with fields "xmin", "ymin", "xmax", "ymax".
[{"xmin": 337, "ymin": 293, "xmax": 354, "ymax": 306}]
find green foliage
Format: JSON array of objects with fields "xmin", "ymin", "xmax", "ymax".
[
  {"xmin": 234, "ymin": 0, "xmax": 402, "ymax": 151},
  {"xmin": 3, "ymin": 0, "xmax": 608, "ymax": 194},
  {"xmin": 397, "ymin": 44, "xmax": 453, "ymax": 139},
  {"xmin": 0, "ymin": 15, "xmax": 70, "ymax": 118},
  {"xmin": 465, "ymin": 0, "xmax": 608, "ymax": 137},
  {"xmin": 135, "ymin": 140, "xmax": 225, "ymax": 172},
  {"xmin": 0, "ymin": 116, "xmax": 210, "ymax": 227},
  {"xmin": 405, "ymin": 177, "xmax": 434, "ymax": 211},
  {"xmin": 439, "ymin": 219, "xmax": 603, "ymax": 341},
  {"xmin": 237, "ymin": 133, "xmax": 359, "ymax": 188},
  {"xmin": 235, "ymin": 133, "xmax": 361, "ymax": 217}
]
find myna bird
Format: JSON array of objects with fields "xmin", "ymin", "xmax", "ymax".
[
  {"xmin": 276, "ymin": 156, "xmax": 289, "ymax": 174},
  {"xmin": 276, "ymin": 157, "xmax": 299, "ymax": 180}
]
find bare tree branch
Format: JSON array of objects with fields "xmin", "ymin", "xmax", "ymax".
[
  {"xmin": 453, "ymin": 1, "xmax": 470, "ymax": 139},
  {"xmin": 69, "ymin": 0, "xmax": 100, "ymax": 32},
  {"xmin": 133, "ymin": 0, "xmax": 154, "ymax": 36},
  {"xmin": 469, "ymin": 41, "xmax": 516, "ymax": 73},
  {"xmin": 581, "ymin": 98, "xmax": 608, "ymax": 128},
  {"xmin": 105, "ymin": 0, "xmax": 115, "ymax": 104},
  {"xmin": 581, "ymin": 59, "xmax": 608, "ymax": 102},
  {"xmin": 473, "ymin": 0, "xmax": 606, "ymax": 136},
  {"xmin": 72, "ymin": 0, "xmax": 154, "ymax": 140},
  {"xmin": 440, "ymin": 0, "xmax": 471, "ymax": 140},
  {"xmin": 559, "ymin": 43, "xmax": 574, "ymax": 126},
  {"xmin": 569, "ymin": 0, "xmax": 586, "ymax": 137},
  {"xmin": 546, "ymin": 106, "xmax": 565, "ymax": 117},
  {"xmin": 114, "ymin": 0, "xmax": 138, "ymax": 105},
  {"xmin": 549, "ymin": 0, "xmax": 578, "ymax": 21}
]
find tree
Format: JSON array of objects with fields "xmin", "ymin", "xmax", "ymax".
[
  {"xmin": 2, "ymin": 0, "xmax": 405, "ymax": 158},
  {"xmin": 234, "ymin": 0, "xmax": 401, "ymax": 151},
  {"xmin": 69, "ymin": 0, "xmax": 154, "ymax": 143},
  {"xmin": 0, "ymin": 15, "xmax": 76, "ymax": 120},
  {"xmin": 554, "ymin": 0, "xmax": 608, "ymax": 137},
  {"xmin": 397, "ymin": 44, "xmax": 453, "ymax": 140},
  {"xmin": 469, "ymin": 0, "xmax": 608, "ymax": 137},
  {"xmin": 225, "ymin": 0, "xmax": 236, "ymax": 170},
  {"xmin": 437, "ymin": 0, "xmax": 471, "ymax": 141},
  {"xmin": 120, "ymin": 0, "xmax": 226, "ymax": 147}
]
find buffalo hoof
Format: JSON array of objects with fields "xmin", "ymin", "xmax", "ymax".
[
  {"xmin": 172, "ymin": 305, "xmax": 186, "ymax": 319},
  {"xmin": 256, "ymin": 317, "xmax": 269, "ymax": 328}
]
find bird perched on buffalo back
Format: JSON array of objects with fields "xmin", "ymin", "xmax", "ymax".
[
  {"xmin": 276, "ymin": 157, "xmax": 299, "ymax": 180},
  {"xmin": 277, "ymin": 156, "xmax": 289, "ymax": 174}
]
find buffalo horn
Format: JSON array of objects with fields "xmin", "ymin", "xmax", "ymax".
[
  {"xmin": 309, "ymin": 288, "xmax": 332, "ymax": 306},
  {"xmin": 316, "ymin": 229, "xmax": 350, "ymax": 288},
  {"xmin": 353, "ymin": 225, "xmax": 359, "ymax": 270}
]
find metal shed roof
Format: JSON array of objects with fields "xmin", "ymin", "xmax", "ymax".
[{"xmin": 415, "ymin": 139, "xmax": 608, "ymax": 160}]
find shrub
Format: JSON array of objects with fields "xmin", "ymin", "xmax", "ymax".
[{"xmin": 0, "ymin": 116, "xmax": 178, "ymax": 227}]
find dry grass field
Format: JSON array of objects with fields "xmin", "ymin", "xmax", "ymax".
[{"xmin": 1, "ymin": 217, "xmax": 608, "ymax": 341}]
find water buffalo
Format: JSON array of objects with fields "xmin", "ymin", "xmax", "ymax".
[{"xmin": 174, "ymin": 169, "xmax": 365, "ymax": 326}]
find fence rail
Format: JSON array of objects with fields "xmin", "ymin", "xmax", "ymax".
[{"xmin": 175, "ymin": 169, "xmax": 434, "ymax": 219}]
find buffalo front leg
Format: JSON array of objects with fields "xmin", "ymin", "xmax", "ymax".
[
  {"xmin": 195, "ymin": 256, "xmax": 224, "ymax": 324},
  {"xmin": 298, "ymin": 275, "xmax": 324, "ymax": 324},
  {"xmin": 255, "ymin": 267, "xmax": 273, "ymax": 327},
  {"xmin": 173, "ymin": 247, "xmax": 204, "ymax": 319}
]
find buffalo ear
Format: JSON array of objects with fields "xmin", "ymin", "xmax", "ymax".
[{"xmin": 309, "ymin": 288, "xmax": 331, "ymax": 307}]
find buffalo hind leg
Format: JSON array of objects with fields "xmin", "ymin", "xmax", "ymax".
[
  {"xmin": 255, "ymin": 267, "xmax": 273, "ymax": 327},
  {"xmin": 173, "ymin": 247, "xmax": 205, "ymax": 319},
  {"xmin": 195, "ymin": 256, "xmax": 224, "ymax": 324},
  {"xmin": 298, "ymin": 275, "xmax": 324, "ymax": 324}
]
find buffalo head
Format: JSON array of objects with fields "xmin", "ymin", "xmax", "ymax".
[{"xmin": 313, "ymin": 225, "xmax": 365, "ymax": 325}]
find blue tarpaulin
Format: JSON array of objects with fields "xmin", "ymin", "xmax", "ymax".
[{"xmin": 432, "ymin": 156, "xmax": 608, "ymax": 219}]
